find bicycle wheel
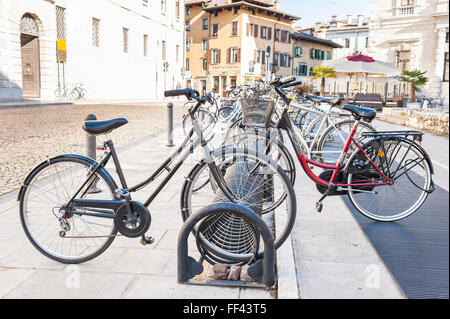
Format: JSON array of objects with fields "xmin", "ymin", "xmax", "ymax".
[
  {"xmin": 180, "ymin": 148, "xmax": 296, "ymax": 260},
  {"xmin": 223, "ymin": 131, "xmax": 296, "ymax": 185},
  {"xmin": 316, "ymin": 119, "xmax": 376, "ymax": 164},
  {"xmin": 346, "ymin": 137, "xmax": 432, "ymax": 221},
  {"xmin": 217, "ymin": 106, "xmax": 234, "ymax": 120},
  {"xmin": 182, "ymin": 108, "xmax": 216, "ymax": 137},
  {"xmin": 19, "ymin": 155, "xmax": 118, "ymax": 263}
]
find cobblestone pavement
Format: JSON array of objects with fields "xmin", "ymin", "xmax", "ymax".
[{"xmin": 0, "ymin": 103, "xmax": 186, "ymax": 195}]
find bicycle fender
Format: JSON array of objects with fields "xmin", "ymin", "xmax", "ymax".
[{"xmin": 17, "ymin": 154, "xmax": 118, "ymax": 201}]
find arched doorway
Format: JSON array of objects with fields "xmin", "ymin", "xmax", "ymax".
[{"xmin": 20, "ymin": 14, "xmax": 41, "ymax": 97}]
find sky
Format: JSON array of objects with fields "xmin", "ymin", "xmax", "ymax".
[{"xmin": 278, "ymin": 0, "xmax": 373, "ymax": 29}]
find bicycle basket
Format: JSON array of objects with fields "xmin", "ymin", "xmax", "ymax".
[{"xmin": 240, "ymin": 98, "xmax": 275, "ymax": 128}]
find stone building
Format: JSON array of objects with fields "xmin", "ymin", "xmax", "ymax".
[
  {"xmin": 368, "ymin": 0, "xmax": 449, "ymax": 106},
  {"xmin": 0, "ymin": 0, "xmax": 185, "ymax": 101},
  {"xmin": 301, "ymin": 14, "xmax": 370, "ymax": 59},
  {"xmin": 184, "ymin": 0, "xmax": 298, "ymax": 96}
]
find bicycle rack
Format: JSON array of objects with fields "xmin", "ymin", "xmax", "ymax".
[{"xmin": 177, "ymin": 202, "xmax": 275, "ymax": 288}]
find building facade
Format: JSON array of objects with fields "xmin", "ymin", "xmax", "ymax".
[
  {"xmin": 0, "ymin": 0, "xmax": 185, "ymax": 101},
  {"xmin": 291, "ymin": 31, "xmax": 342, "ymax": 91},
  {"xmin": 369, "ymin": 0, "xmax": 449, "ymax": 105},
  {"xmin": 302, "ymin": 14, "xmax": 370, "ymax": 59},
  {"xmin": 184, "ymin": 0, "xmax": 298, "ymax": 96}
]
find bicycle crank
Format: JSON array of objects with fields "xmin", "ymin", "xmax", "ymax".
[{"xmin": 114, "ymin": 202, "xmax": 151, "ymax": 238}]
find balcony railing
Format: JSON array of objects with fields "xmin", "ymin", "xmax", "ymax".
[{"xmin": 394, "ymin": 5, "xmax": 416, "ymax": 16}]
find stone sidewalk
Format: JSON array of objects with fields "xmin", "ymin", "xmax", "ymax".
[
  {"xmin": 0, "ymin": 125, "xmax": 273, "ymax": 299},
  {"xmin": 0, "ymin": 119, "xmax": 405, "ymax": 299}
]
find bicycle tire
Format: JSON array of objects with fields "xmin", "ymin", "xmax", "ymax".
[
  {"xmin": 180, "ymin": 148, "xmax": 297, "ymax": 261},
  {"xmin": 19, "ymin": 155, "xmax": 118, "ymax": 264}
]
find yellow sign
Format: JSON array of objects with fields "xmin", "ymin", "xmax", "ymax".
[
  {"xmin": 57, "ymin": 39, "xmax": 66, "ymax": 51},
  {"xmin": 377, "ymin": 150, "xmax": 385, "ymax": 157}
]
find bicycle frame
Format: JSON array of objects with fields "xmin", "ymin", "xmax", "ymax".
[{"xmin": 278, "ymin": 106, "xmax": 391, "ymax": 189}]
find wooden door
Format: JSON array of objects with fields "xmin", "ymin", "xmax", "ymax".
[{"xmin": 21, "ymin": 34, "xmax": 40, "ymax": 97}]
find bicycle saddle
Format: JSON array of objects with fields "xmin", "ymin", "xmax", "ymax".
[
  {"xmin": 305, "ymin": 94, "xmax": 344, "ymax": 106},
  {"xmin": 342, "ymin": 104, "xmax": 377, "ymax": 121},
  {"xmin": 82, "ymin": 118, "xmax": 128, "ymax": 135}
]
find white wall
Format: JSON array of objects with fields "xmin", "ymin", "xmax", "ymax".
[{"xmin": 0, "ymin": 0, "xmax": 185, "ymax": 101}]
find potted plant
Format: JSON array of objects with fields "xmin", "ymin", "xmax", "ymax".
[
  {"xmin": 400, "ymin": 69, "xmax": 429, "ymax": 108},
  {"xmin": 311, "ymin": 66, "xmax": 336, "ymax": 96}
]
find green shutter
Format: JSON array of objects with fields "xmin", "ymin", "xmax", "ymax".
[
  {"xmin": 321, "ymin": 50, "xmax": 325, "ymax": 60},
  {"xmin": 310, "ymin": 48, "xmax": 315, "ymax": 59}
]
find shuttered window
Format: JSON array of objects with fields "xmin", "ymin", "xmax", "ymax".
[
  {"xmin": 123, "ymin": 28, "xmax": 129, "ymax": 53},
  {"xmin": 56, "ymin": 6, "xmax": 66, "ymax": 40},
  {"xmin": 92, "ymin": 18, "xmax": 100, "ymax": 47},
  {"xmin": 143, "ymin": 34, "xmax": 148, "ymax": 56}
]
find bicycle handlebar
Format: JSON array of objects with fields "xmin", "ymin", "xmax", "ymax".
[{"xmin": 164, "ymin": 88, "xmax": 200, "ymax": 99}]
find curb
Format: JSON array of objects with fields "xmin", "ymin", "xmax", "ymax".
[{"xmin": 276, "ymin": 235, "xmax": 300, "ymax": 299}]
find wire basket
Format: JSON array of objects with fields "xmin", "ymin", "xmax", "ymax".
[{"xmin": 240, "ymin": 98, "xmax": 275, "ymax": 128}]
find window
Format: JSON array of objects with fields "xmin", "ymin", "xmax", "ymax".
[
  {"xmin": 213, "ymin": 11, "xmax": 218, "ymax": 17},
  {"xmin": 161, "ymin": 0, "xmax": 166, "ymax": 13},
  {"xmin": 176, "ymin": 45, "xmax": 179, "ymax": 63},
  {"xmin": 123, "ymin": 28, "xmax": 128, "ymax": 53},
  {"xmin": 142, "ymin": 0, "xmax": 148, "ymax": 6},
  {"xmin": 274, "ymin": 52, "xmax": 280, "ymax": 66},
  {"xmin": 294, "ymin": 47, "xmax": 303, "ymax": 57},
  {"xmin": 202, "ymin": 18, "xmax": 209, "ymax": 30},
  {"xmin": 254, "ymin": 24, "xmax": 258, "ymax": 38},
  {"xmin": 143, "ymin": 34, "xmax": 148, "ymax": 56},
  {"xmin": 186, "ymin": 58, "xmax": 190, "ymax": 71},
  {"xmin": 255, "ymin": 50, "xmax": 263, "ymax": 64},
  {"xmin": 186, "ymin": 7, "xmax": 190, "ymax": 16},
  {"xmin": 186, "ymin": 37, "xmax": 192, "ymax": 51},
  {"xmin": 279, "ymin": 53, "xmax": 291, "ymax": 67},
  {"xmin": 320, "ymin": 50, "xmax": 325, "ymax": 60},
  {"xmin": 261, "ymin": 26, "xmax": 267, "ymax": 39},
  {"xmin": 444, "ymin": 52, "xmax": 449, "ymax": 82},
  {"xmin": 281, "ymin": 30, "xmax": 288, "ymax": 43},
  {"xmin": 399, "ymin": 0, "xmax": 415, "ymax": 15},
  {"xmin": 274, "ymin": 29, "xmax": 280, "ymax": 41},
  {"xmin": 344, "ymin": 38, "xmax": 350, "ymax": 48},
  {"xmin": 233, "ymin": 7, "xmax": 239, "ymax": 15},
  {"xmin": 162, "ymin": 40, "xmax": 166, "ymax": 60},
  {"xmin": 212, "ymin": 24, "xmax": 219, "ymax": 38},
  {"xmin": 202, "ymin": 39, "xmax": 208, "ymax": 51},
  {"xmin": 309, "ymin": 67, "xmax": 315, "ymax": 76},
  {"xmin": 211, "ymin": 49, "xmax": 220, "ymax": 64},
  {"xmin": 176, "ymin": 1, "xmax": 180, "ymax": 19},
  {"xmin": 185, "ymin": 20, "xmax": 190, "ymax": 32},
  {"xmin": 230, "ymin": 48, "xmax": 239, "ymax": 63},
  {"xmin": 365, "ymin": 37, "xmax": 369, "ymax": 48},
  {"xmin": 296, "ymin": 64, "xmax": 308, "ymax": 76},
  {"xmin": 396, "ymin": 50, "xmax": 410, "ymax": 71},
  {"xmin": 202, "ymin": 58, "xmax": 208, "ymax": 71},
  {"xmin": 327, "ymin": 51, "xmax": 332, "ymax": 60},
  {"xmin": 232, "ymin": 21, "xmax": 238, "ymax": 36},
  {"xmin": 92, "ymin": 18, "xmax": 100, "ymax": 47},
  {"xmin": 56, "ymin": 6, "xmax": 66, "ymax": 40},
  {"xmin": 310, "ymin": 48, "xmax": 315, "ymax": 59},
  {"xmin": 248, "ymin": 23, "xmax": 254, "ymax": 36}
]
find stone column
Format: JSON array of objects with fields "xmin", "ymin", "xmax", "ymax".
[{"xmin": 429, "ymin": 28, "xmax": 446, "ymax": 101}]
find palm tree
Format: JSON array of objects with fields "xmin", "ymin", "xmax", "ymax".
[
  {"xmin": 400, "ymin": 69, "xmax": 429, "ymax": 102},
  {"xmin": 311, "ymin": 66, "xmax": 336, "ymax": 96}
]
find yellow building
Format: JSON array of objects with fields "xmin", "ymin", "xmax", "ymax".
[{"xmin": 185, "ymin": 0, "xmax": 299, "ymax": 96}]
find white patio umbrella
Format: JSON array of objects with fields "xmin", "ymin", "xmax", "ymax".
[{"xmin": 322, "ymin": 55, "xmax": 401, "ymax": 95}]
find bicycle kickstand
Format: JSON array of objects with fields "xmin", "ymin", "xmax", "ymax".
[{"xmin": 315, "ymin": 184, "xmax": 335, "ymax": 213}]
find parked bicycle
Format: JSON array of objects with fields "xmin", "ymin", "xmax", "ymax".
[{"xmin": 18, "ymin": 88, "xmax": 296, "ymax": 264}]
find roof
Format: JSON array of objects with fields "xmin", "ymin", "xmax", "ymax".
[
  {"xmin": 201, "ymin": 1, "xmax": 300, "ymax": 21},
  {"xmin": 291, "ymin": 32, "xmax": 343, "ymax": 48}
]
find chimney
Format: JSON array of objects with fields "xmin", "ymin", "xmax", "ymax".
[
  {"xmin": 347, "ymin": 15, "xmax": 352, "ymax": 24},
  {"xmin": 274, "ymin": 0, "xmax": 280, "ymax": 10},
  {"xmin": 357, "ymin": 15, "xmax": 363, "ymax": 26}
]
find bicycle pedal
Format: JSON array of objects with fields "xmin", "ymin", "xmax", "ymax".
[
  {"xmin": 140, "ymin": 236, "xmax": 155, "ymax": 246},
  {"xmin": 315, "ymin": 202, "xmax": 323, "ymax": 213}
]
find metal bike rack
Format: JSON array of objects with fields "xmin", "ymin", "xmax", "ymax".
[{"xmin": 177, "ymin": 202, "xmax": 275, "ymax": 288}]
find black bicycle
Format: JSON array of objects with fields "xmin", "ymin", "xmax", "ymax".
[{"xmin": 18, "ymin": 89, "xmax": 296, "ymax": 264}]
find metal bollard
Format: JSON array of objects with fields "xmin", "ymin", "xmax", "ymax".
[
  {"xmin": 166, "ymin": 102, "xmax": 175, "ymax": 147},
  {"xmin": 85, "ymin": 114, "xmax": 101, "ymax": 194}
]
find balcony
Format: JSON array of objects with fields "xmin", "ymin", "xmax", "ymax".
[{"xmin": 394, "ymin": 5, "xmax": 416, "ymax": 16}]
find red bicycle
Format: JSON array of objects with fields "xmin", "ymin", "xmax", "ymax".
[{"xmin": 231, "ymin": 77, "xmax": 435, "ymax": 221}]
